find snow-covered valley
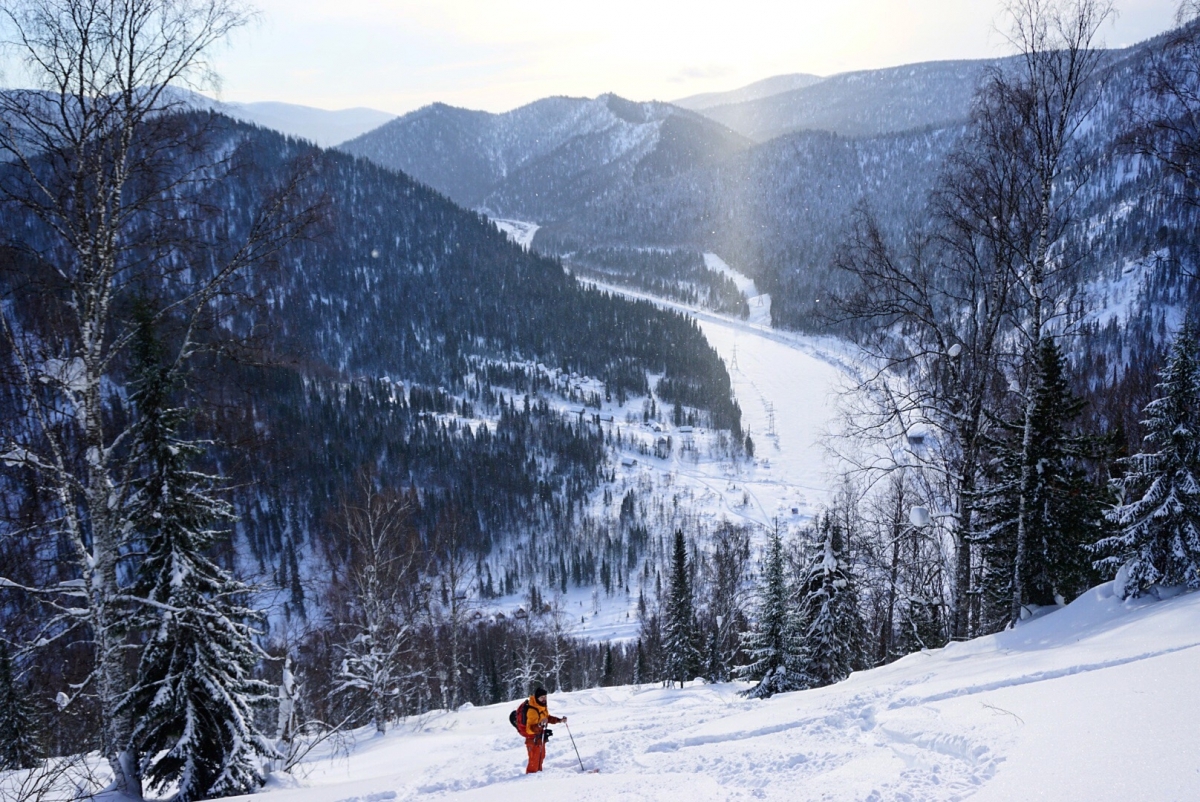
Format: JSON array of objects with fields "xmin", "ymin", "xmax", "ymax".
[
  {"xmin": 232, "ymin": 582, "xmax": 1200, "ymax": 802},
  {"xmin": 568, "ymin": 246, "xmax": 852, "ymax": 531},
  {"xmin": 470, "ymin": 227, "xmax": 854, "ymax": 642}
]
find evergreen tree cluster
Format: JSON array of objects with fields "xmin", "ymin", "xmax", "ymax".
[
  {"xmin": 118, "ymin": 315, "xmax": 274, "ymax": 801},
  {"xmin": 974, "ymin": 341, "xmax": 1106, "ymax": 630},
  {"xmin": 738, "ymin": 516, "xmax": 865, "ymax": 698}
]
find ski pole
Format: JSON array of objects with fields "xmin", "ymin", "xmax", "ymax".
[{"xmin": 564, "ymin": 720, "xmax": 585, "ymax": 772}]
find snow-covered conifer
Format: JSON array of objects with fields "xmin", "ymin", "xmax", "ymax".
[
  {"xmin": 1096, "ymin": 323, "xmax": 1200, "ymax": 596},
  {"xmin": 0, "ymin": 641, "xmax": 41, "ymax": 770},
  {"xmin": 662, "ymin": 529, "xmax": 701, "ymax": 687},
  {"xmin": 121, "ymin": 320, "xmax": 274, "ymax": 802},
  {"xmin": 793, "ymin": 514, "xmax": 865, "ymax": 688},
  {"xmin": 737, "ymin": 525, "xmax": 803, "ymax": 698}
]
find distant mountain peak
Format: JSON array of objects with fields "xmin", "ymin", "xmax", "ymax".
[{"xmin": 338, "ymin": 93, "xmax": 749, "ymax": 218}]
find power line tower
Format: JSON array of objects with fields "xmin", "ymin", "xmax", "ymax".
[
  {"xmin": 766, "ymin": 402, "xmax": 776, "ymax": 437},
  {"xmin": 730, "ymin": 343, "xmax": 739, "ymax": 372}
]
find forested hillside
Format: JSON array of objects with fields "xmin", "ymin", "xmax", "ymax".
[{"xmin": 0, "ymin": 110, "xmax": 741, "ymax": 755}]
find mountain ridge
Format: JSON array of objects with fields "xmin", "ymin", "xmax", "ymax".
[{"xmin": 338, "ymin": 93, "xmax": 751, "ymax": 219}]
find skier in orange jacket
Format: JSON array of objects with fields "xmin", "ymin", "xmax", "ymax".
[{"xmin": 523, "ymin": 687, "xmax": 566, "ymax": 773}]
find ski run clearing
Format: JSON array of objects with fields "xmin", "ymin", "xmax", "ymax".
[{"xmin": 243, "ymin": 582, "xmax": 1200, "ymax": 802}]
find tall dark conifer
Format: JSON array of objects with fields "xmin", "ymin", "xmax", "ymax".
[
  {"xmin": 662, "ymin": 529, "xmax": 700, "ymax": 687},
  {"xmin": 977, "ymin": 340, "xmax": 1103, "ymax": 630},
  {"xmin": 1097, "ymin": 323, "xmax": 1200, "ymax": 596},
  {"xmin": 121, "ymin": 313, "xmax": 274, "ymax": 801}
]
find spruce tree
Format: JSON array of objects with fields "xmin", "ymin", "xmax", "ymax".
[
  {"xmin": 737, "ymin": 525, "xmax": 803, "ymax": 698},
  {"xmin": 1096, "ymin": 323, "xmax": 1200, "ymax": 596},
  {"xmin": 793, "ymin": 515, "xmax": 865, "ymax": 689},
  {"xmin": 662, "ymin": 529, "xmax": 701, "ymax": 687},
  {"xmin": 0, "ymin": 641, "xmax": 41, "ymax": 770},
  {"xmin": 976, "ymin": 340, "xmax": 1104, "ymax": 629},
  {"xmin": 121, "ymin": 316, "xmax": 274, "ymax": 802}
]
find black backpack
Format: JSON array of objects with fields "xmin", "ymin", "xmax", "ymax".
[{"xmin": 508, "ymin": 700, "xmax": 530, "ymax": 736}]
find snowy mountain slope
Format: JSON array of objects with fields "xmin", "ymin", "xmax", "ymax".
[
  {"xmin": 231, "ymin": 584, "xmax": 1200, "ymax": 801},
  {"xmin": 672, "ymin": 73, "xmax": 825, "ymax": 112},
  {"xmin": 337, "ymin": 94, "xmax": 749, "ymax": 218},
  {"xmin": 218, "ymin": 101, "xmax": 395, "ymax": 147},
  {"xmin": 695, "ymin": 59, "xmax": 1008, "ymax": 141}
]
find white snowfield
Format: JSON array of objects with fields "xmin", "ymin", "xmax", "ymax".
[{"xmin": 245, "ymin": 584, "xmax": 1200, "ymax": 802}]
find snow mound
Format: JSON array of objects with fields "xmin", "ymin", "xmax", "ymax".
[{"xmin": 239, "ymin": 585, "xmax": 1200, "ymax": 801}]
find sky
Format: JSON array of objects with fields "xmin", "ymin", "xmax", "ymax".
[{"xmin": 207, "ymin": 0, "xmax": 1181, "ymax": 114}]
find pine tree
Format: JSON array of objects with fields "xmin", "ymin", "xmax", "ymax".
[
  {"xmin": 662, "ymin": 529, "xmax": 701, "ymax": 687},
  {"xmin": 793, "ymin": 515, "xmax": 865, "ymax": 689},
  {"xmin": 0, "ymin": 641, "xmax": 41, "ymax": 770},
  {"xmin": 737, "ymin": 525, "xmax": 803, "ymax": 698},
  {"xmin": 976, "ymin": 340, "xmax": 1104, "ymax": 629},
  {"xmin": 1096, "ymin": 323, "xmax": 1200, "ymax": 597},
  {"xmin": 121, "ymin": 317, "xmax": 275, "ymax": 802}
]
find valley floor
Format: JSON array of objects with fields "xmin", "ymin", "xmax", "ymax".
[{"xmin": 245, "ymin": 583, "xmax": 1200, "ymax": 802}]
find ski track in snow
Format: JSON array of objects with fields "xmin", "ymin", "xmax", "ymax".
[{"xmin": 214, "ymin": 584, "xmax": 1200, "ymax": 802}]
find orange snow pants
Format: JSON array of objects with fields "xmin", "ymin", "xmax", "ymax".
[{"xmin": 525, "ymin": 736, "xmax": 546, "ymax": 773}]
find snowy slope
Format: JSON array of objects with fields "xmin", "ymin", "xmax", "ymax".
[
  {"xmin": 338, "ymin": 95, "xmax": 749, "ymax": 217},
  {"xmin": 696, "ymin": 59, "xmax": 1005, "ymax": 141},
  {"xmin": 236, "ymin": 584, "xmax": 1200, "ymax": 801}
]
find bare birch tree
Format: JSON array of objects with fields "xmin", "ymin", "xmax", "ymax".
[
  {"xmin": 999, "ymin": 0, "xmax": 1112, "ymax": 625},
  {"xmin": 0, "ymin": 0, "xmax": 311, "ymax": 792},
  {"xmin": 331, "ymin": 480, "xmax": 418, "ymax": 735}
]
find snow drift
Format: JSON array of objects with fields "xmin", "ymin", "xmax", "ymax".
[{"xmin": 237, "ymin": 583, "xmax": 1200, "ymax": 801}]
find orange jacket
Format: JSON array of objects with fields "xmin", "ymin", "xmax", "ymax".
[{"xmin": 523, "ymin": 695, "xmax": 562, "ymax": 737}]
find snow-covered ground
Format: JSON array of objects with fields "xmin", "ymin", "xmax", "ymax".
[
  {"xmin": 491, "ymin": 219, "xmax": 540, "ymax": 250},
  {"xmin": 233, "ymin": 583, "xmax": 1200, "ymax": 802},
  {"xmin": 574, "ymin": 257, "xmax": 856, "ymax": 531}
]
